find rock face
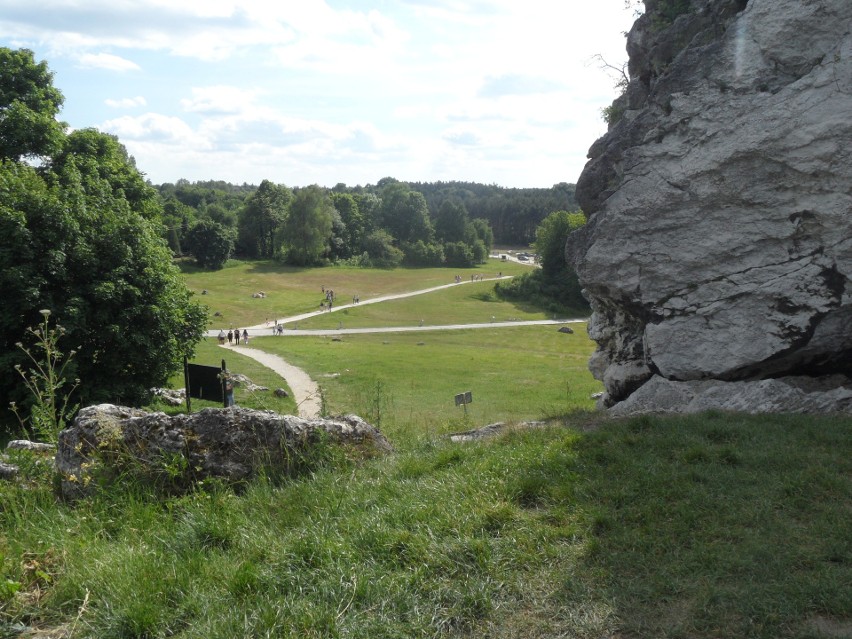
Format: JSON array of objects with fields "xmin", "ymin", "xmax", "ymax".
[
  {"xmin": 570, "ymin": 0, "xmax": 851, "ymax": 413},
  {"xmin": 56, "ymin": 404, "xmax": 392, "ymax": 499}
]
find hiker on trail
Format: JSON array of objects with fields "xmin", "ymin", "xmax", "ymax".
[
  {"xmin": 233, "ymin": 329, "xmax": 240, "ymax": 346},
  {"xmin": 218, "ymin": 329, "xmax": 225, "ymax": 345},
  {"xmin": 277, "ymin": 324, "xmax": 284, "ymax": 335},
  {"xmin": 227, "ymin": 329, "xmax": 233, "ymax": 345},
  {"xmin": 242, "ymin": 329, "xmax": 249, "ymax": 345}
]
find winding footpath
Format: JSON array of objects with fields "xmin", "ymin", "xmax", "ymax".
[{"xmin": 211, "ymin": 276, "xmax": 585, "ymax": 419}]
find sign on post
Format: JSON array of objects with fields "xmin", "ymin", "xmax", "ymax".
[
  {"xmin": 454, "ymin": 391, "xmax": 473, "ymax": 415},
  {"xmin": 184, "ymin": 358, "xmax": 228, "ymax": 412}
]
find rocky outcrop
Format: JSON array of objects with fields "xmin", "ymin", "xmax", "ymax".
[
  {"xmin": 56, "ymin": 404, "xmax": 392, "ymax": 499},
  {"xmin": 570, "ymin": 0, "xmax": 851, "ymax": 413}
]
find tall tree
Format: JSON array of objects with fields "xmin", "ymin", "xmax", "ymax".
[
  {"xmin": 0, "ymin": 48, "xmax": 65, "ymax": 160},
  {"xmin": 380, "ymin": 182, "xmax": 433, "ymax": 244},
  {"xmin": 0, "ymin": 49, "xmax": 206, "ymax": 418},
  {"xmin": 281, "ymin": 185, "xmax": 334, "ymax": 266},
  {"xmin": 434, "ymin": 199, "xmax": 470, "ymax": 243},
  {"xmin": 185, "ymin": 219, "xmax": 235, "ymax": 270},
  {"xmin": 237, "ymin": 179, "xmax": 291, "ymax": 258}
]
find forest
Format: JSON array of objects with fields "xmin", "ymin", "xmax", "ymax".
[{"xmin": 158, "ymin": 177, "xmax": 578, "ymax": 270}]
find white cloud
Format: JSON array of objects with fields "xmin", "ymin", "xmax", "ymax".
[
  {"xmin": 77, "ymin": 52, "xmax": 140, "ymax": 71},
  {"xmin": 105, "ymin": 96, "xmax": 147, "ymax": 108}
]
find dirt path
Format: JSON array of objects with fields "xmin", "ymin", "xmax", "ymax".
[{"xmin": 220, "ymin": 344, "xmax": 322, "ymax": 419}]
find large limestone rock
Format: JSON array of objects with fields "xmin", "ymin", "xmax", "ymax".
[
  {"xmin": 570, "ymin": 0, "xmax": 851, "ymax": 413},
  {"xmin": 56, "ymin": 404, "xmax": 392, "ymax": 499}
]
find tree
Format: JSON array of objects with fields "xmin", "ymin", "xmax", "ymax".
[
  {"xmin": 434, "ymin": 199, "xmax": 470, "ymax": 243},
  {"xmin": 534, "ymin": 210, "xmax": 586, "ymax": 278},
  {"xmin": 380, "ymin": 182, "xmax": 433, "ymax": 244},
  {"xmin": 0, "ymin": 48, "xmax": 66, "ymax": 160},
  {"xmin": 362, "ymin": 230, "xmax": 403, "ymax": 268},
  {"xmin": 237, "ymin": 179, "xmax": 291, "ymax": 258},
  {"xmin": 331, "ymin": 192, "xmax": 365, "ymax": 258},
  {"xmin": 281, "ymin": 185, "xmax": 334, "ymax": 266},
  {"xmin": 185, "ymin": 219, "xmax": 235, "ymax": 270},
  {"xmin": 0, "ymin": 49, "xmax": 207, "ymax": 419}
]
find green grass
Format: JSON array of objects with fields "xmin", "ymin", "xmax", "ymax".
[
  {"xmin": 249, "ymin": 324, "xmax": 599, "ymax": 444},
  {"xmin": 181, "ymin": 259, "xmax": 534, "ymax": 328},
  {"xmin": 1, "ymin": 413, "xmax": 849, "ymax": 638},
  {"xmin": 1, "ymin": 261, "xmax": 849, "ymax": 637},
  {"xmin": 293, "ymin": 279, "xmax": 564, "ymax": 330}
]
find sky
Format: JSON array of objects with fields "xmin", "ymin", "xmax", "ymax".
[{"xmin": 0, "ymin": 0, "xmax": 638, "ymax": 188}]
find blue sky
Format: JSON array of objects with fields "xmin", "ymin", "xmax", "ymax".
[{"xmin": 1, "ymin": 1, "xmax": 637, "ymax": 187}]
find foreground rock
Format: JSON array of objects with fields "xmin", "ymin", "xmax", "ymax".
[
  {"xmin": 570, "ymin": 0, "xmax": 852, "ymax": 413},
  {"xmin": 56, "ymin": 404, "xmax": 392, "ymax": 499}
]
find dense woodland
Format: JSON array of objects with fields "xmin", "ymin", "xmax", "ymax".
[{"xmin": 157, "ymin": 178, "xmax": 578, "ymax": 270}]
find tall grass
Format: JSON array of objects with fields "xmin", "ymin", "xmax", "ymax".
[{"xmin": 2, "ymin": 413, "xmax": 849, "ymax": 638}]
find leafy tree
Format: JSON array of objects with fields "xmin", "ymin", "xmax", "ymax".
[
  {"xmin": 534, "ymin": 210, "xmax": 586, "ymax": 278},
  {"xmin": 0, "ymin": 48, "xmax": 66, "ymax": 160},
  {"xmin": 52, "ymin": 128, "xmax": 161, "ymax": 219},
  {"xmin": 443, "ymin": 241, "xmax": 475, "ymax": 267},
  {"xmin": 434, "ymin": 199, "xmax": 470, "ymax": 243},
  {"xmin": 281, "ymin": 185, "xmax": 334, "ymax": 266},
  {"xmin": 471, "ymin": 218, "xmax": 494, "ymax": 256},
  {"xmin": 380, "ymin": 182, "xmax": 433, "ymax": 244},
  {"xmin": 185, "ymin": 219, "xmax": 235, "ymax": 270},
  {"xmin": 331, "ymin": 192, "xmax": 365, "ymax": 258},
  {"xmin": 362, "ymin": 230, "xmax": 403, "ymax": 268},
  {"xmin": 401, "ymin": 240, "xmax": 444, "ymax": 267},
  {"xmin": 238, "ymin": 179, "xmax": 291, "ymax": 258},
  {"xmin": 495, "ymin": 210, "xmax": 589, "ymax": 315},
  {"xmin": 0, "ymin": 49, "xmax": 207, "ymax": 421}
]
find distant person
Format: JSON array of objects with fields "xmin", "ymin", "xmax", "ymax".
[
  {"xmin": 225, "ymin": 376, "xmax": 235, "ymax": 407},
  {"xmin": 217, "ymin": 329, "xmax": 225, "ymax": 345},
  {"xmin": 233, "ymin": 329, "xmax": 239, "ymax": 346},
  {"xmin": 227, "ymin": 329, "xmax": 233, "ymax": 345},
  {"xmin": 242, "ymin": 329, "xmax": 249, "ymax": 345}
]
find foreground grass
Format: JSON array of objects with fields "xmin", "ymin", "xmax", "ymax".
[
  {"xmin": 182, "ymin": 259, "xmax": 533, "ymax": 329},
  {"xmin": 1, "ymin": 412, "xmax": 849, "ymax": 638},
  {"xmin": 251, "ymin": 324, "xmax": 599, "ymax": 444}
]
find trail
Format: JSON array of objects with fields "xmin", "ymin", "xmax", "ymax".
[
  {"xmin": 219, "ymin": 344, "xmax": 322, "ymax": 419},
  {"xmin": 211, "ymin": 268, "xmax": 581, "ymax": 420}
]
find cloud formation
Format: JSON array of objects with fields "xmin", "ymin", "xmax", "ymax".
[{"xmin": 0, "ymin": 0, "xmax": 637, "ymax": 187}]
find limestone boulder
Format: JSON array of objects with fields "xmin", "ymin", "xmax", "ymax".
[
  {"xmin": 56, "ymin": 404, "xmax": 392, "ymax": 499},
  {"xmin": 570, "ymin": 0, "xmax": 852, "ymax": 413}
]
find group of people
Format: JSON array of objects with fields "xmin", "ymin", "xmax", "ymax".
[{"xmin": 218, "ymin": 328, "xmax": 249, "ymax": 345}]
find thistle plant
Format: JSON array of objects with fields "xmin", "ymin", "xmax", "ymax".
[{"xmin": 9, "ymin": 309, "xmax": 81, "ymax": 443}]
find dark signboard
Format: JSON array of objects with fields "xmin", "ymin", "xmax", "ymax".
[{"xmin": 186, "ymin": 363, "xmax": 225, "ymax": 403}]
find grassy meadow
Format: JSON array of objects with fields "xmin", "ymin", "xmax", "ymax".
[
  {"xmin": 182, "ymin": 258, "xmax": 534, "ymax": 329},
  {"xmin": 1, "ymin": 260, "xmax": 850, "ymax": 638}
]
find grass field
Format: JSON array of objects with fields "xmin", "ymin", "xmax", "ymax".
[
  {"xmin": 249, "ymin": 325, "xmax": 599, "ymax": 444},
  {"xmin": 293, "ymin": 279, "xmax": 560, "ymax": 330},
  {"xmin": 182, "ymin": 258, "xmax": 534, "ymax": 329},
  {"xmin": 1, "ymin": 260, "xmax": 850, "ymax": 638}
]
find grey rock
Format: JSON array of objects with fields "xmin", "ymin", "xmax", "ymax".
[
  {"xmin": 274, "ymin": 388, "xmax": 289, "ymax": 398},
  {"xmin": 0, "ymin": 462, "xmax": 19, "ymax": 481},
  {"xmin": 56, "ymin": 404, "xmax": 392, "ymax": 499},
  {"xmin": 7, "ymin": 440, "xmax": 56, "ymax": 452},
  {"xmin": 558, "ymin": 326, "xmax": 574, "ymax": 334},
  {"xmin": 571, "ymin": 0, "xmax": 852, "ymax": 414}
]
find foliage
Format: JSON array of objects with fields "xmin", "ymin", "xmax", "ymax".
[
  {"xmin": 9, "ymin": 310, "xmax": 79, "ymax": 443},
  {"xmin": 361, "ymin": 230, "xmax": 404, "ymax": 268},
  {"xmin": 237, "ymin": 179, "xmax": 291, "ymax": 258},
  {"xmin": 184, "ymin": 219, "xmax": 235, "ymax": 270},
  {"xmin": 495, "ymin": 210, "xmax": 589, "ymax": 315},
  {"xmin": 0, "ymin": 48, "xmax": 65, "ymax": 161},
  {"xmin": 400, "ymin": 240, "xmax": 444, "ymax": 267},
  {"xmin": 443, "ymin": 240, "xmax": 476, "ymax": 267},
  {"xmin": 379, "ymin": 182, "xmax": 434, "ymax": 245},
  {"xmin": 0, "ymin": 49, "xmax": 207, "ymax": 424},
  {"xmin": 280, "ymin": 185, "xmax": 334, "ymax": 266}
]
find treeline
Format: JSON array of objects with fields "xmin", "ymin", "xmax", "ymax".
[{"xmin": 156, "ymin": 178, "xmax": 577, "ymax": 270}]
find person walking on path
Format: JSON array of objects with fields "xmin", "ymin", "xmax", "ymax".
[
  {"xmin": 227, "ymin": 329, "xmax": 233, "ymax": 345},
  {"xmin": 243, "ymin": 329, "xmax": 249, "ymax": 345},
  {"xmin": 233, "ymin": 329, "xmax": 240, "ymax": 346},
  {"xmin": 218, "ymin": 329, "xmax": 226, "ymax": 345}
]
